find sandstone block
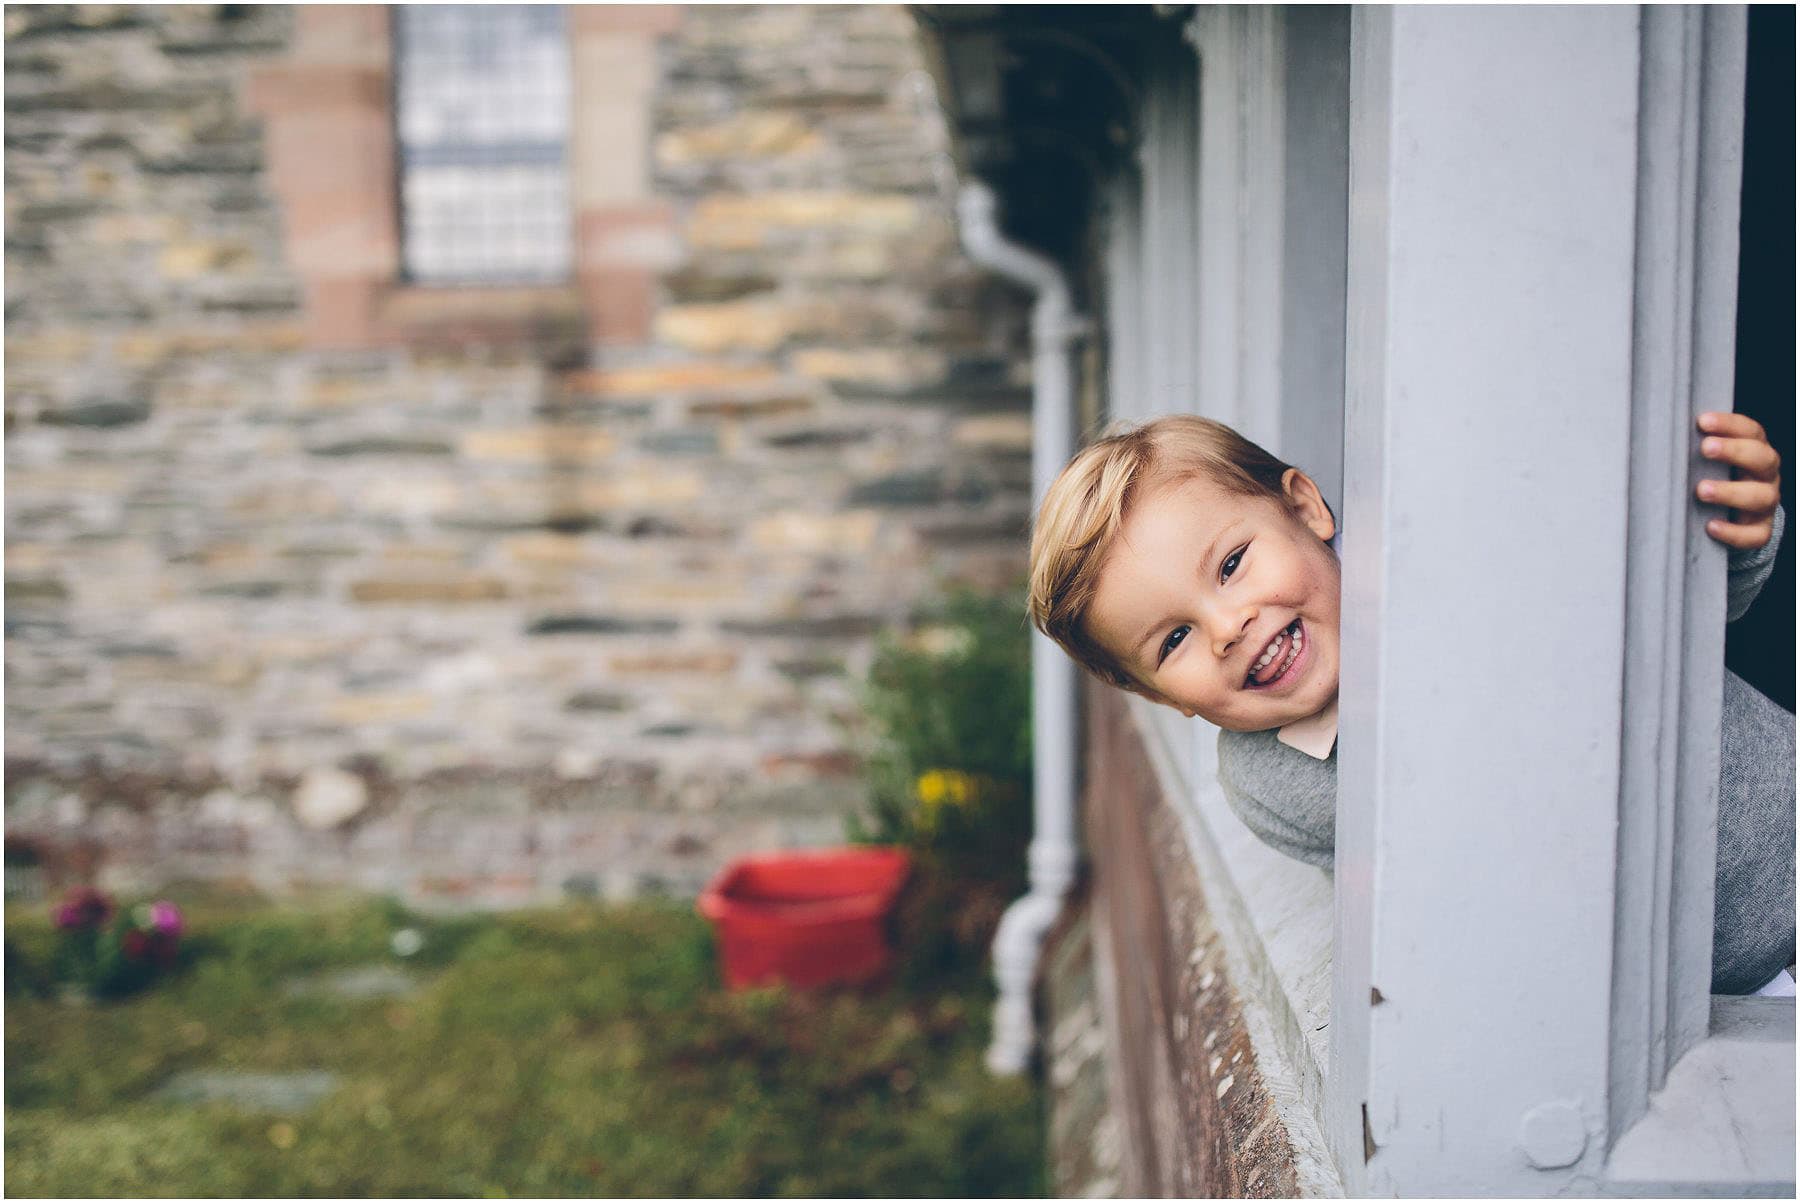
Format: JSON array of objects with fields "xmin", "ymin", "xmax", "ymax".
[
  {"xmin": 9, "ymin": 465, "xmax": 131, "ymax": 494},
  {"xmin": 229, "ymin": 480, "xmax": 341, "ymax": 520},
  {"xmin": 557, "ymin": 361, "xmax": 782, "ymax": 398},
  {"xmin": 792, "ymin": 346, "xmax": 944, "ymax": 390},
  {"xmin": 459, "ymin": 427, "xmax": 617, "ymax": 464},
  {"xmin": 379, "ymin": 543, "xmax": 464, "ymax": 564},
  {"xmin": 323, "ymin": 692, "xmax": 435, "ymax": 726},
  {"xmin": 153, "ymin": 378, "xmax": 245, "ymax": 411},
  {"xmin": 575, "ymin": 471, "xmax": 704, "ymax": 508},
  {"xmin": 608, "ymin": 650, "xmax": 738, "ymax": 675},
  {"xmin": 4, "ymin": 543, "xmax": 55, "ymax": 573},
  {"xmin": 158, "ymin": 241, "xmax": 253, "ymax": 280},
  {"xmin": 688, "ymin": 191, "xmax": 921, "ymax": 250},
  {"xmin": 616, "ymin": 579, "xmax": 757, "ymax": 607},
  {"xmin": 656, "ymin": 112, "xmax": 822, "ymax": 165},
  {"xmin": 822, "ymin": 238, "xmax": 897, "ymax": 279},
  {"xmin": 114, "ymin": 325, "xmax": 306, "ymax": 365},
  {"xmin": 301, "ymin": 377, "xmax": 394, "ymax": 410},
  {"xmin": 656, "ymin": 299, "xmax": 819, "ymax": 354},
  {"xmin": 952, "ymin": 413, "xmax": 1035, "ymax": 451},
  {"xmin": 348, "ymin": 576, "xmax": 509, "ymax": 604},
  {"xmin": 253, "ymin": 634, "xmax": 360, "ymax": 666},
  {"xmin": 750, "ymin": 510, "xmax": 880, "ymax": 554},
  {"xmin": 357, "ymin": 477, "xmax": 457, "ymax": 519},
  {"xmin": 5, "ymin": 328, "xmax": 94, "ymax": 362},
  {"xmin": 502, "ymin": 533, "xmax": 596, "ymax": 567}
]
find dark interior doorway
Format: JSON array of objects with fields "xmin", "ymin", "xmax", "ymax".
[{"xmin": 1724, "ymin": 4, "xmax": 1794, "ymax": 713}]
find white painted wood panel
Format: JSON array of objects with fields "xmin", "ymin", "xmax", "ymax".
[{"xmin": 1334, "ymin": 7, "xmax": 1643, "ymax": 1194}]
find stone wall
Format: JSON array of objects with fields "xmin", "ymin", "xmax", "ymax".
[{"xmin": 3, "ymin": 4, "xmax": 1034, "ymax": 907}]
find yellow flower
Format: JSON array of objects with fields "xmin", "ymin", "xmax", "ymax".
[
  {"xmin": 915, "ymin": 769, "xmax": 982, "ymax": 834},
  {"xmin": 916, "ymin": 769, "xmax": 977, "ymax": 808}
]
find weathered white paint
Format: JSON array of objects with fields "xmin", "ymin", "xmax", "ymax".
[
  {"xmin": 1334, "ymin": 6, "xmax": 1642, "ymax": 1194},
  {"xmin": 1092, "ymin": 9, "xmax": 1351, "ymax": 1192},
  {"xmin": 1605, "ymin": 997, "xmax": 1797, "ymax": 1195},
  {"xmin": 1276, "ymin": 7, "xmax": 1350, "ymax": 513},
  {"xmin": 1608, "ymin": 3, "xmax": 1742, "ymax": 1134},
  {"xmin": 1187, "ymin": 6, "xmax": 1249, "ymax": 439},
  {"xmin": 1333, "ymin": 6, "xmax": 1789, "ymax": 1195},
  {"xmin": 1187, "ymin": 4, "xmax": 1346, "ymax": 503},
  {"xmin": 1075, "ymin": 4, "xmax": 1785, "ymax": 1192},
  {"xmin": 1129, "ymin": 30, "xmax": 1205, "ymax": 763},
  {"xmin": 1103, "ymin": 171, "xmax": 1144, "ymax": 430},
  {"xmin": 958, "ymin": 182, "xmax": 1086, "ymax": 1077}
]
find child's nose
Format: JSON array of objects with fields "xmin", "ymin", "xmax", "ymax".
[{"xmin": 1204, "ymin": 603, "xmax": 1256, "ymax": 656}]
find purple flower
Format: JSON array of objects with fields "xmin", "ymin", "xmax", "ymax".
[
  {"xmin": 149, "ymin": 900, "xmax": 183, "ymax": 937},
  {"xmin": 52, "ymin": 886, "xmax": 114, "ymax": 931}
]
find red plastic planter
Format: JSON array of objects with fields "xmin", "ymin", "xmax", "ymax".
[{"xmin": 697, "ymin": 846, "xmax": 912, "ymax": 990}]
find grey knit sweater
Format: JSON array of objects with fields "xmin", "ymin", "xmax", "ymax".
[{"xmin": 1217, "ymin": 505, "xmax": 1793, "ymax": 994}]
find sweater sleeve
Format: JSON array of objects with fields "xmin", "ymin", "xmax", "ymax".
[
  {"xmin": 1215, "ymin": 728, "xmax": 1338, "ymax": 871},
  {"xmin": 1727, "ymin": 501, "xmax": 1785, "ymax": 623}
]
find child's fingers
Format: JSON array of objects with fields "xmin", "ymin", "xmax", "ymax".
[
  {"xmin": 1706, "ymin": 516, "xmax": 1776, "ymax": 550},
  {"xmin": 1695, "ymin": 478, "xmax": 1781, "ymax": 515},
  {"xmin": 1697, "ymin": 411, "xmax": 1767, "ymax": 442},
  {"xmin": 1700, "ymin": 435, "xmax": 1781, "ymax": 480}
]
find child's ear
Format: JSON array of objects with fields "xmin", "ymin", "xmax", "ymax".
[{"xmin": 1281, "ymin": 468, "xmax": 1336, "ymax": 543}]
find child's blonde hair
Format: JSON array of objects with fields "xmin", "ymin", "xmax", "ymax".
[{"xmin": 1028, "ymin": 415, "xmax": 1296, "ymax": 694}]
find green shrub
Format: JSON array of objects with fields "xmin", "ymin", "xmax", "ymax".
[{"xmin": 850, "ymin": 589, "xmax": 1035, "ymax": 980}]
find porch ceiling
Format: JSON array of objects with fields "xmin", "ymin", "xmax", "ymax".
[{"xmin": 910, "ymin": 4, "xmax": 1167, "ymax": 265}]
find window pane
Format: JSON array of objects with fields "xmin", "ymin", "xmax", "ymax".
[{"xmin": 393, "ymin": 5, "xmax": 572, "ymax": 284}]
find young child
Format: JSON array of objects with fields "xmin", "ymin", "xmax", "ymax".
[{"xmin": 1028, "ymin": 412, "xmax": 1793, "ymax": 995}]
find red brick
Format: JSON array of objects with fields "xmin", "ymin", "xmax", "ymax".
[
  {"xmin": 245, "ymin": 64, "xmax": 389, "ymax": 114},
  {"xmin": 569, "ymin": 5, "xmax": 683, "ymax": 36},
  {"xmin": 301, "ymin": 278, "xmax": 391, "ymax": 350},
  {"xmin": 578, "ymin": 266, "xmax": 657, "ymax": 345}
]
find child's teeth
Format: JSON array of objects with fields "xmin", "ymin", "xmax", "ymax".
[{"xmin": 1255, "ymin": 637, "xmax": 1282, "ymax": 668}]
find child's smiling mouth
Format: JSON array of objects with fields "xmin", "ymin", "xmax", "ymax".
[{"xmin": 1244, "ymin": 619, "xmax": 1305, "ymax": 689}]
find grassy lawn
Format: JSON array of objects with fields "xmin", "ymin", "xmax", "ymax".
[{"xmin": 4, "ymin": 891, "xmax": 1045, "ymax": 1197}]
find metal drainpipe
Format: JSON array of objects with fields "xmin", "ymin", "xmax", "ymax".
[{"xmin": 955, "ymin": 181, "xmax": 1087, "ymax": 1075}]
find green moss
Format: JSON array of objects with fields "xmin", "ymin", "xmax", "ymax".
[{"xmin": 5, "ymin": 894, "xmax": 1045, "ymax": 1197}]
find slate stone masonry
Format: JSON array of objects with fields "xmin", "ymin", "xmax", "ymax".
[{"xmin": 4, "ymin": 4, "xmax": 1034, "ymax": 907}]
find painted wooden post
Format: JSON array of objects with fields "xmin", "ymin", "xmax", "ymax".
[
  {"xmin": 1335, "ymin": 6, "xmax": 1788, "ymax": 1194},
  {"xmin": 1334, "ymin": 6, "xmax": 1646, "ymax": 1194}
]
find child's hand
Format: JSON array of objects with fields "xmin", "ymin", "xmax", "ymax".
[{"xmin": 1696, "ymin": 411, "xmax": 1782, "ymax": 550}]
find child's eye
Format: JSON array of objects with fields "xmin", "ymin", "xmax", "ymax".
[
  {"xmin": 1157, "ymin": 625, "xmax": 1190, "ymax": 665},
  {"xmin": 1221, "ymin": 544, "xmax": 1248, "ymax": 582}
]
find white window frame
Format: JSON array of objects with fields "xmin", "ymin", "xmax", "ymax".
[
  {"xmin": 1096, "ymin": 4, "xmax": 1791, "ymax": 1196},
  {"xmin": 1098, "ymin": 6, "xmax": 1355, "ymax": 1194},
  {"xmin": 1331, "ymin": 6, "xmax": 1793, "ymax": 1195}
]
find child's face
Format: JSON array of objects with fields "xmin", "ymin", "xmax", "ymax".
[{"xmin": 1084, "ymin": 470, "xmax": 1341, "ymax": 732}]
